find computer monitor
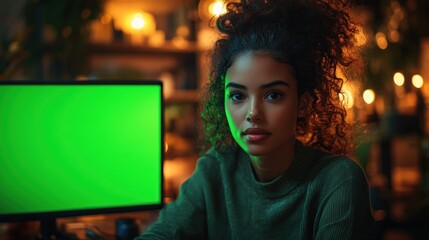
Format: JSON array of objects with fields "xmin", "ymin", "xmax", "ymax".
[{"xmin": 0, "ymin": 81, "xmax": 164, "ymax": 238}]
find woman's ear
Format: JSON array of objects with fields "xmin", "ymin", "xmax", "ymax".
[{"xmin": 297, "ymin": 93, "xmax": 311, "ymax": 118}]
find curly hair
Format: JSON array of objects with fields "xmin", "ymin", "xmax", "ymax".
[{"xmin": 200, "ymin": 0, "xmax": 358, "ymax": 156}]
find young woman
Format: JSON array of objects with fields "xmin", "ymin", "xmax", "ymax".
[{"xmin": 137, "ymin": 0, "xmax": 375, "ymax": 239}]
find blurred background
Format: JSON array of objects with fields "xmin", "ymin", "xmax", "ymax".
[{"xmin": 1, "ymin": 0, "xmax": 429, "ymax": 239}]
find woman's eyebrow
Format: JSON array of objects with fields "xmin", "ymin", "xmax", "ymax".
[
  {"xmin": 261, "ymin": 80, "xmax": 290, "ymax": 89},
  {"xmin": 225, "ymin": 82, "xmax": 246, "ymax": 89},
  {"xmin": 225, "ymin": 80, "xmax": 290, "ymax": 90}
]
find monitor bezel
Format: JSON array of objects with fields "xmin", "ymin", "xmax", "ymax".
[{"xmin": 0, "ymin": 80, "xmax": 164, "ymax": 223}]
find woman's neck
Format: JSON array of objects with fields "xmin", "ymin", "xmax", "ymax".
[{"xmin": 249, "ymin": 140, "xmax": 296, "ymax": 183}]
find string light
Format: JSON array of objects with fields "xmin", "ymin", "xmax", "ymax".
[
  {"xmin": 363, "ymin": 89, "xmax": 375, "ymax": 104},
  {"xmin": 393, "ymin": 72, "xmax": 405, "ymax": 86},
  {"xmin": 412, "ymin": 74, "xmax": 424, "ymax": 88},
  {"xmin": 389, "ymin": 30, "xmax": 400, "ymax": 42},
  {"xmin": 376, "ymin": 32, "xmax": 388, "ymax": 50},
  {"xmin": 208, "ymin": 0, "xmax": 227, "ymax": 16},
  {"xmin": 200, "ymin": 0, "xmax": 227, "ymax": 20}
]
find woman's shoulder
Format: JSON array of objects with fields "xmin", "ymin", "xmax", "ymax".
[
  {"xmin": 297, "ymin": 141, "xmax": 365, "ymax": 179},
  {"xmin": 196, "ymin": 145, "xmax": 241, "ymax": 172},
  {"xmin": 311, "ymin": 155, "xmax": 368, "ymax": 184},
  {"xmin": 328, "ymin": 155, "xmax": 365, "ymax": 171}
]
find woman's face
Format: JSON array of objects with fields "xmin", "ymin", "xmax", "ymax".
[{"xmin": 224, "ymin": 51, "xmax": 300, "ymax": 157}]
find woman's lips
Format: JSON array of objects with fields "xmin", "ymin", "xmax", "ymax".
[{"xmin": 242, "ymin": 128, "xmax": 271, "ymax": 143}]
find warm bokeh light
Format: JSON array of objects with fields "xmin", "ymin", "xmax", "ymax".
[
  {"xmin": 363, "ymin": 89, "xmax": 375, "ymax": 104},
  {"xmin": 412, "ymin": 74, "xmax": 424, "ymax": 88},
  {"xmin": 392, "ymin": 2, "xmax": 404, "ymax": 21},
  {"xmin": 389, "ymin": 30, "xmax": 400, "ymax": 42},
  {"xmin": 199, "ymin": 0, "xmax": 227, "ymax": 20},
  {"xmin": 122, "ymin": 11, "xmax": 155, "ymax": 35},
  {"xmin": 376, "ymin": 32, "xmax": 388, "ymax": 50},
  {"xmin": 388, "ymin": 18, "xmax": 399, "ymax": 31},
  {"xmin": 172, "ymin": 36, "xmax": 189, "ymax": 48},
  {"xmin": 9, "ymin": 41, "xmax": 20, "ymax": 53},
  {"xmin": 131, "ymin": 13, "xmax": 145, "ymax": 30},
  {"xmin": 393, "ymin": 72, "xmax": 405, "ymax": 86},
  {"xmin": 209, "ymin": 0, "xmax": 227, "ymax": 16}
]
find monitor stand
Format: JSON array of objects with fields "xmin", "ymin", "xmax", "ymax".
[
  {"xmin": 38, "ymin": 217, "xmax": 86, "ymax": 240},
  {"xmin": 40, "ymin": 217, "xmax": 58, "ymax": 240}
]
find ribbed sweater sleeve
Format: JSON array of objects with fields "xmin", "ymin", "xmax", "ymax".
[{"xmin": 135, "ymin": 151, "xmax": 216, "ymax": 239}]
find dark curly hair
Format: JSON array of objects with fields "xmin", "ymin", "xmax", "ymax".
[{"xmin": 200, "ymin": 0, "xmax": 359, "ymax": 156}]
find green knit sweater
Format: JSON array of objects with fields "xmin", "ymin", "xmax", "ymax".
[{"xmin": 136, "ymin": 142, "xmax": 375, "ymax": 239}]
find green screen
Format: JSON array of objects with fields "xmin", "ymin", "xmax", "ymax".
[{"xmin": 0, "ymin": 83, "xmax": 162, "ymax": 216}]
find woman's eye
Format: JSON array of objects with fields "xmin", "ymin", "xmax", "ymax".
[
  {"xmin": 266, "ymin": 92, "xmax": 284, "ymax": 100},
  {"xmin": 229, "ymin": 92, "xmax": 245, "ymax": 101}
]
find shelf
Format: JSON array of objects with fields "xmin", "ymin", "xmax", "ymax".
[{"xmin": 84, "ymin": 41, "xmax": 204, "ymax": 104}]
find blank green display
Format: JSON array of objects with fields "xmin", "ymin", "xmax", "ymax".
[{"xmin": 0, "ymin": 84, "xmax": 162, "ymax": 215}]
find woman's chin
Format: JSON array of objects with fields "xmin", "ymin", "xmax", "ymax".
[{"xmin": 243, "ymin": 146, "xmax": 269, "ymax": 157}]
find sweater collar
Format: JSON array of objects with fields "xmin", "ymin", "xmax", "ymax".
[{"xmin": 238, "ymin": 140, "xmax": 326, "ymax": 198}]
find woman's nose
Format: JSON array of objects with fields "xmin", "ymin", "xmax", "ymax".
[{"xmin": 246, "ymin": 99, "xmax": 262, "ymax": 122}]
